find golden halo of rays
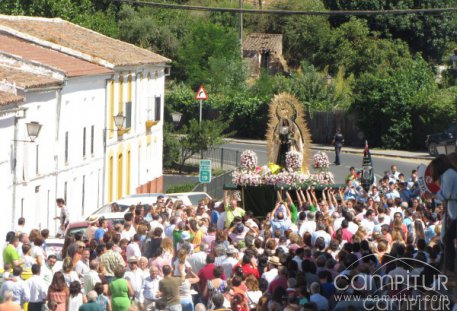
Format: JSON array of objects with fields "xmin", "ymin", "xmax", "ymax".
[{"xmin": 266, "ymin": 93, "xmax": 312, "ymax": 172}]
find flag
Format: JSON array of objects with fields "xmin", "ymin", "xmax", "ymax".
[{"xmin": 361, "ymin": 140, "xmax": 374, "ymax": 192}]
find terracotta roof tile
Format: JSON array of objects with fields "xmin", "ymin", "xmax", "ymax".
[
  {"xmin": 0, "ymin": 15, "xmax": 171, "ymax": 67},
  {"xmin": 0, "ymin": 64, "xmax": 61, "ymax": 89},
  {"xmin": 0, "ymin": 90, "xmax": 23, "ymax": 105},
  {"xmin": 0, "ymin": 33, "xmax": 112, "ymax": 77},
  {"xmin": 243, "ymin": 33, "xmax": 283, "ymax": 53}
]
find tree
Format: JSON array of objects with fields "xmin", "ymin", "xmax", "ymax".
[
  {"xmin": 163, "ymin": 124, "xmax": 181, "ymax": 169},
  {"xmin": 175, "ymin": 21, "xmax": 241, "ymax": 88},
  {"xmin": 178, "ymin": 119, "xmax": 229, "ymax": 173},
  {"xmin": 323, "ymin": 0, "xmax": 457, "ymax": 61},
  {"xmin": 118, "ymin": 5, "xmax": 193, "ymax": 60},
  {"xmin": 313, "ymin": 18, "xmax": 412, "ymax": 77},
  {"xmin": 351, "ymin": 57, "xmax": 436, "ymax": 149}
]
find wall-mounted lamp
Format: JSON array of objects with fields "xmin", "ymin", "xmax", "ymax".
[
  {"xmin": 14, "ymin": 121, "xmax": 42, "ymax": 143},
  {"xmin": 171, "ymin": 111, "xmax": 182, "ymax": 126},
  {"xmin": 113, "ymin": 113, "xmax": 126, "ymax": 130},
  {"xmin": 105, "ymin": 113, "xmax": 128, "ymax": 137}
]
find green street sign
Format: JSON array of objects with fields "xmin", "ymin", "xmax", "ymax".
[{"xmin": 199, "ymin": 159, "xmax": 211, "ymax": 183}]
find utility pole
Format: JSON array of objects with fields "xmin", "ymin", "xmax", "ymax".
[{"xmin": 239, "ymin": 0, "xmax": 243, "ymax": 57}]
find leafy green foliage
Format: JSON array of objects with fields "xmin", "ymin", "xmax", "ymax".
[
  {"xmin": 166, "ymin": 182, "xmax": 198, "ymax": 193},
  {"xmin": 248, "ymin": 0, "xmax": 330, "ymax": 68},
  {"xmin": 175, "ymin": 21, "xmax": 241, "ymax": 88},
  {"xmin": 118, "ymin": 6, "xmax": 192, "ymax": 60},
  {"xmin": 0, "ymin": 0, "xmax": 119, "ymax": 37},
  {"xmin": 351, "ymin": 57, "xmax": 436, "ymax": 149},
  {"xmin": 178, "ymin": 119, "xmax": 229, "ymax": 172},
  {"xmin": 163, "ymin": 124, "xmax": 181, "ymax": 169},
  {"xmin": 412, "ymin": 86, "xmax": 457, "ymax": 148},
  {"xmin": 314, "ymin": 18, "xmax": 412, "ymax": 77},
  {"xmin": 323, "ymin": 0, "xmax": 457, "ymax": 61}
]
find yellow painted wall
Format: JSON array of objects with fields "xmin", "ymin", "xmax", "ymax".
[
  {"xmin": 126, "ymin": 147, "xmax": 131, "ymax": 196},
  {"xmin": 109, "ymin": 80, "xmax": 114, "ymax": 138},
  {"xmin": 108, "ymin": 155, "xmax": 113, "ymax": 202},
  {"xmin": 117, "ymin": 152, "xmax": 123, "ymax": 199},
  {"xmin": 118, "ymin": 76, "xmax": 124, "ymax": 113}
]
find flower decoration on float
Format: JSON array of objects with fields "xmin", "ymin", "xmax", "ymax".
[
  {"xmin": 285, "ymin": 150, "xmax": 303, "ymax": 171},
  {"xmin": 240, "ymin": 150, "xmax": 258, "ymax": 170}
]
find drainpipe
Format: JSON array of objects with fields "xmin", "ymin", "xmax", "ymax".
[
  {"xmin": 11, "ymin": 112, "xmax": 21, "ymax": 230},
  {"xmin": 54, "ymin": 87, "xmax": 63, "ymax": 234}
]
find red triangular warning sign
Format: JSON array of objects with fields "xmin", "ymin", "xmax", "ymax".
[{"xmin": 195, "ymin": 85, "xmax": 208, "ymax": 100}]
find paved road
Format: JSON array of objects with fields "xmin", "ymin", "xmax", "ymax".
[{"xmin": 221, "ymin": 142, "xmax": 426, "ymax": 184}]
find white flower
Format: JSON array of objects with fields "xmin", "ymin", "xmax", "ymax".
[
  {"xmin": 240, "ymin": 150, "xmax": 258, "ymax": 170},
  {"xmin": 285, "ymin": 151, "xmax": 303, "ymax": 171},
  {"xmin": 313, "ymin": 152, "xmax": 330, "ymax": 169}
]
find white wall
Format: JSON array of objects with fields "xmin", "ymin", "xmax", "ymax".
[
  {"xmin": 13, "ymin": 89, "xmax": 59, "ymax": 234},
  {"xmin": 104, "ymin": 65, "xmax": 165, "ymax": 202},
  {"xmin": 0, "ymin": 64, "xmax": 167, "ymax": 240},
  {"xmin": 55, "ymin": 75, "xmax": 107, "ymax": 220},
  {"xmin": 12, "ymin": 74, "xmax": 109, "ymax": 237},
  {"xmin": 0, "ymin": 112, "xmax": 16, "ymax": 239}
]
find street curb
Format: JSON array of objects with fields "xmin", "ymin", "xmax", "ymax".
[{"xmin": 226, "ymin": 138, "xmax": 432, "ymax": 161}]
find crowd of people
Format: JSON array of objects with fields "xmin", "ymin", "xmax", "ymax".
[{"xmin": 1, "ymin": 159, "xmax": 456, "ymax": 311}]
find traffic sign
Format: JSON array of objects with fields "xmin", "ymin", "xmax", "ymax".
[
  {"xmin": 195, "ymin": 85, "xmax": 208, "ymax": 100},
  {"xmin": 417, "ymin": 163, "xmax": 440, "ymax": 194},
  {"xmin": 199, "ymin": 159, "xmax": 211, "ymax": 183}
]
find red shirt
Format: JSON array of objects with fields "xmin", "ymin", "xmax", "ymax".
[
  {"xmin": 268, "ymin": 275, "xmax": 287, "ymax": 294},
  {"xmin": 233, "ymin": 263, "xmax": 260, "ymax": 279},
  {"xmin": 197, "ymin": 263, "xmax": 226, "ymax": 298},
  {"xmin": 332, "ymin": 228, "xmax": 353, "ymax": 242}
]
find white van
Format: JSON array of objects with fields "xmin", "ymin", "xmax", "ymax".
[
  {"xmin": 167, "ymin": 192, "xmax": 212, "ymax": 207},
  {"xmin": 90, "ymin": 195, "xmax": 168, "ymax": 215}
]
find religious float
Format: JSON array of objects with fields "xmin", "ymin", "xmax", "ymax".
[{"xmin": 224, "ymin": 93, "xmax": 349, "ymax": 216}]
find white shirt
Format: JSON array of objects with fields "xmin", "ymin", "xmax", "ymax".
[
  {"xmin": 361, "ymin": 219, "xmax": 375, "ymax": 235},
  {"xmin": 25, "ymin": 275, "xmax": 48, "ymax": 303},
  {"xmin": 347, "ymin": 222, "xmax": 359, "ymax": 235},
  {"xmin": 31, "ymin": 246, "xmax": 44, "ymax": 264},
  {"xmin": 0, "ymin": 277, "xmax": 26, "ymax": 304},
  {"xmin": 188, "ymin": 251, "xmax": 207, "ymax": 273},
  {"xmin": 126, "ymin": 242, "xmax": 142, "ymax": 260},
  {"xmin": 121, "ymin": 226, "xmax": 136, "ymax": 241},
  {"xmin": 333, "ymin": 217, "xmax": 344, "ymax": 231},
  {"xmin": 299, "ymin": 220, "xmax": 316, "ymax": 235},
  {"xmin": 149, "ymin": 221, "xmax": 164, "ymax": 232},
  {"xmin": 292, "ymin": 256, "xmax": 303, "ymax": 272},
  {"xmin": 75, "ymin": 260, "xmax": 90, "ymax": 278},
  {"xmin": 141, "ymin": 275, "xmax": 162, "ymax": 302},
  {"xmin": 386, "ymin": 190, "xmax": 400, "ymax": 200},
  {"xmin": 217, "ymin": 212, "xmax": 227, "ymax": 230},
  {"xmin": 261, "ymin": 268, "xmax": 278, "ymax": 285},
  {"xmin": 311, "ymin": 230, "xmax": 331, "ymax": 248},
  {"xmin": 41, "ymin": 263, "xmax": 55, "ymax": 287},
  {"xmin": 221, "ymin": 256, "xmax": 238, "ymax": 278},
  {"xmin": 125, "ymin": 268, "xmax": 144, "ymax": 300},
  {"xmin": 83, "ymin": 270, "xmax": 101, "ymax": 294},
  {"xmin": 63, "ymin": 271, "xmax": 80, "ymax": 288}
]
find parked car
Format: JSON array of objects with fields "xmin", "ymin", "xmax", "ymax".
[
  {"xmin": 167, "ymin": 192, "xmax": 213, "ymax": 206},
  {"xmin": 90, "ymin": 196, "xmax": 162, "ymax": 215},
  {"xmin": 65, "ymin": 212, "xmax": 125, "ymax": 239},
  {"xmin": 425, "ymin": 124, "xmax": 457, "ymax": 156},
  {"xmin": 44, "ymin": 238, "xmax": 65, "ymax": 260}
]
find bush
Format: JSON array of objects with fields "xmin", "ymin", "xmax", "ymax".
[
  {"xmin": 163, "ymin": 124, "xmax": 180, "ymax": 169},
  {"xmin": 166, "ymin": 182, "xmax": 197, "ymax": 194}
]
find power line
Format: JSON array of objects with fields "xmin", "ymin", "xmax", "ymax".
[{"xmin": 113, "ymin": 0, "xmax": 457, "ymax": 16}]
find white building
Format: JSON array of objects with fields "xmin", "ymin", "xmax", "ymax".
[{"xmin": 0, "ymin": 15, "xmax": 170, "ymax": 238}]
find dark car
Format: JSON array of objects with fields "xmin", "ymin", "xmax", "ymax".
[{"xmin": 425, "ymin": 124, "xmax": 457, "ymax": 156}]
